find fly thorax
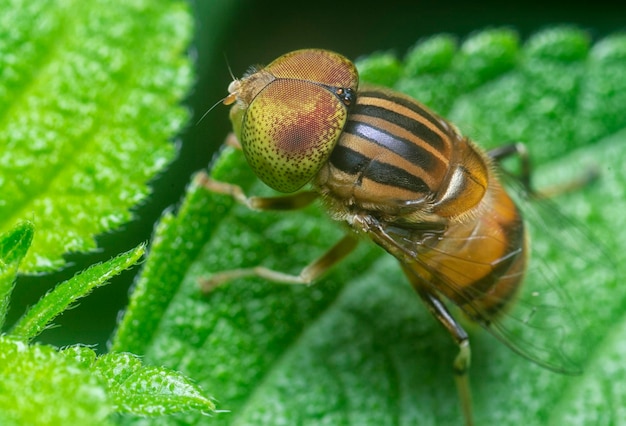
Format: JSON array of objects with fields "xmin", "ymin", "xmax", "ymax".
[{"xmin": 431, "ymin": 139, "xmax": 490, "ymax": 219}]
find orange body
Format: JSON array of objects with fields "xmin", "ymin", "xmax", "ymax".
[{"xmin": 316, "ymin": 86, "xmax": 526, "ymax": 322}]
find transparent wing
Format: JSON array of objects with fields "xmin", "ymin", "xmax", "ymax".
[
  {"xmin": 371, "ymin": 177, "xmax": 604, "ymax": 374},
  {"xmin": 491, "ymin": 169, "xmax": 610, "ymax": 371}
]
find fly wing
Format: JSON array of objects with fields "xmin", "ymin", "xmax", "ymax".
[
  {"xmin": 489, "ymin": 170, "xmax": 610, "ymax": 371},
  {"xmin": 371, "ymin": 198, "xmax": 594, "ymax": 374}
]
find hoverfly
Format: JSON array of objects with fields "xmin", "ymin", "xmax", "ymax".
[{"xmin": 201, "ymin": 49, "xmax": 587, "ymax": 426}]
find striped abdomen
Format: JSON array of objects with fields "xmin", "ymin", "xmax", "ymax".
[
  {"xmin": 315, "ymin": 84, "xmax": 526, "ymax": 318},
  {"xmin": 316, "ymin": 85, "xmax": 489, "ymax": 219},
  {"xmin": 402, "ymin": 179, "xmax": 527, "ymax": 318}
]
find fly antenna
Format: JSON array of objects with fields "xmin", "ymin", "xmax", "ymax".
[
  {"xmin": 224, "ymin": 52, "xmax": 236, "ymax": 82},
  {"xmin": 196, "ymin": 53, "xmax": 238, "ymax": 126},
  {"xmin": 196, "ymin": 52, "xmax": 237, "ymax": 126},
  {"xmin": 196, "ymin": 96, "xmax": 228, "ymax": 126}
]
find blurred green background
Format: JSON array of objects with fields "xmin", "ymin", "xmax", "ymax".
[{"xmin": 7, "ymin": 0, "xmax": 626, "ymax": 352}]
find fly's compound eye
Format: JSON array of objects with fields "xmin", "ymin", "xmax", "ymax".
[{"xmin": 235, "ymin": 49, "xmax": 359, "ymax": 193}]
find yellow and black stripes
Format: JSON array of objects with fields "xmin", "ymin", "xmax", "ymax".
[
  {"xmin": 329, "ymin": 144, "xmax": 431, "ymax": 195},
  {"xmin": 356, "ymin": 89, "xmax": 452, "ymax": 154},
  {"xmin": 327, "ymin": 86, "xmax": 457, "ymax": 206}
]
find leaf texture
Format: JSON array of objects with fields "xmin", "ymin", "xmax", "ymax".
[{"xmin": 0, "ymin": 0, "xmax": 193, "ymax": 271}]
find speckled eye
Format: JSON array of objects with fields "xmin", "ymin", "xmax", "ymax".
[{"xmin": 228, "ymin": 49, "xmax": 359, "ymax": 193}]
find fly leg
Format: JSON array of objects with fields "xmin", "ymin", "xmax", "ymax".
[
  {"xmin": 201, "ymin": 234, "xmax": 358, "ymax": 292},
  {"xmin": 488, "ymin": 142, "xmax": 598, "ymax": 198},
  {"xmin": 197, "ymin": 173, "xmax": 319, "ymax": 211},
  {"xmin": 488, "ymin": 142, "xmax": 533, "ymax": 191},
  {"xmin": 402, "ymin": 265, "xmax": 474, "ymax": 426},
  {"xmin": 213, "ymin": 131, "xmax": 243, "ymax": 150},
  {"xmin": 196, "ymin": 172, "xmax": 359, "ymax": 292},
  {"xmin": 200, "ymin": 132, "xmax": 319, "ymax": 211}
]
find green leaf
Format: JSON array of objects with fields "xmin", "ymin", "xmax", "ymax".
[
  {"xmin": 0, "ymin": 337, "xmax": 113, "ymax": 426},
  {"xmin": 110, "ymin": 165, "xmax": 238, "ymax": 354},
  {"xmin": 551, "ymin": 309, "xmax": 626, "ymax": 425},
  {"xmin": 10, "ymin": 244, "xmax": 145, "ymax": 341},
  {"xmin": 97, "ymin": 352, "xmax": 215, "ymax": 416},
  {"xmin": 61, "ymin": 347, "xmax": 215, "ymax": 417},
  {"xmin": 116, "ymin": 27, "xmax": 626, "ymax": 425},
  {"xmin": 0, "ymin": 337, "xmax": 215, "ymax": 425},
  {"xmin": 0, "ymin": 0, "xmax": 193, "ymax": 272},
  {"xmin": 0, "ymin": 228, "xmax": 213, "ymax": 422},
  {"xmin": 357, "ymin": 51, "xmax": 403, "ymax": 87},
  {"xmin": 0, "ymin": 221, "xmax": 33, "ymax": 328}
]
